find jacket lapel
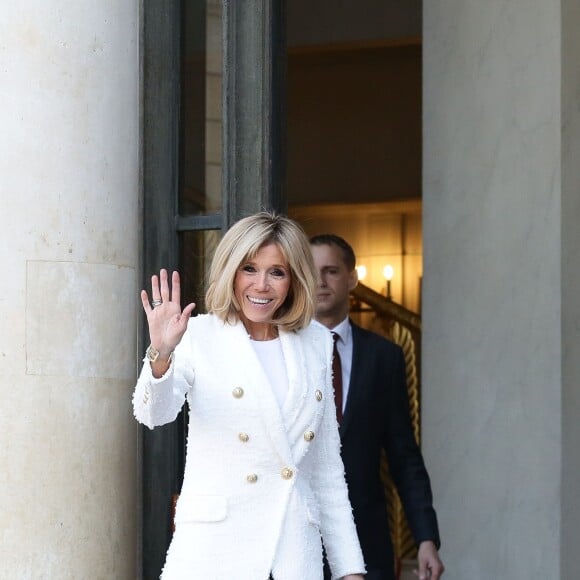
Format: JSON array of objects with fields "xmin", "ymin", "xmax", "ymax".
[
  {"xmin": 224, "ymin": 321, "xmax": 294, "ymax": 465},
  {"xmin": 224, "ymin": 321, "xmax": 322, "ymax": 466},
  {"xmin": 279, "ymin": 329, "xmax": 324, "ymax": 465},
  {"xmin": 279, "ymin": 329, "xmax": 308, "ymax": 428}
]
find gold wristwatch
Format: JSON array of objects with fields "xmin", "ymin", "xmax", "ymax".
[{"xmin": 145, "ymin": 344, "xmax": 174, "ymax": 365}]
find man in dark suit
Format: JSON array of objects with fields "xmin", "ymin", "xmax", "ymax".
[{"xmin": 310, "ymin": 234, "xmax": 444, "ymax": 580}]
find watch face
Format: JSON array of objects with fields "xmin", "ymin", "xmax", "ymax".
[{"xmin": 146, "ymin": 345, "xmax": 160, "ymax": 362}]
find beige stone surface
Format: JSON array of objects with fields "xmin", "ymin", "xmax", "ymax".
[
  {"xmin": 0, "ymin": 0, "xmax": 140, "ymax": 577},
  {"xmin": 423, "ymin": 0, "xmax": 580, "ymax": 578},
  {"xmin": 0, "ymin": 375, "xmax": 137, "ymax": 579},
  {"xmin": 26, "ymin": 261, "xmax": 136, "ymax": 380}
]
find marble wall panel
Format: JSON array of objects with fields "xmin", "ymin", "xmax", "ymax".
[
  {"xmin": 0, "ymin": 376, "xmax": 137, "ymax": 579},
  {"xmin": 0, "ymin": 0, "xmax": 139, "ymax": 577},
  {"xmin": 423, "ymin": 1, "xmax": 563, "ymax": 578},
  {"xmin": 25, "ymin": 261, "xmax": 137, "ymax": 380},
  {"xmin": 561, "ymin": 0, "xmax": 580, "ymax": 575}
]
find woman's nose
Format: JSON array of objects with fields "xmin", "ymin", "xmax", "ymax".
[{"xmin": 255, "ymin": 272, "xmax": 270, "ymax": 290}]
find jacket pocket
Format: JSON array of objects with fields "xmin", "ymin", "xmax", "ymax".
[{"xmin": 174, "ymin": 494, "xmax": 228, "ymax": 523}]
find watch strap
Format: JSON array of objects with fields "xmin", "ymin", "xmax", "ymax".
[{"xmin": 146, "ymin": 344, "xmax": 174, "ymax": 365}]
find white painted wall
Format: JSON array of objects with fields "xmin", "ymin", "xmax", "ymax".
[
  {"xmin": 423, "ymin": 1, "xmax": 580, "ymax": 578},
  {"xmin": 0, "ymin": 1, "xmax": 140, "ymax": 577}
]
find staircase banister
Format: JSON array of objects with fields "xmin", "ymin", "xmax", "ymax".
[{"xmin": 351, "ymin": 282, "xmax": 422, "ymax": 332}]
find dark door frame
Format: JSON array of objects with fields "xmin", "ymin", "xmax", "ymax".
[{"xmin": 140, "ymin": 1, "xmax": 286, "ymax": 577}]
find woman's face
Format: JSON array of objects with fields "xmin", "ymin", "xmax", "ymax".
[{"xmin": 234, "ymin": 242, "xmax": 291, "ymax": 335}]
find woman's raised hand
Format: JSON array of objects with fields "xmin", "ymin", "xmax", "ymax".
[{"xmin": 141, "ymin": 269, "xmax": 196, "ymax": 359}]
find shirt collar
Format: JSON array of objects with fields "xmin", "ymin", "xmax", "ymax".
[{"xmin": 330, "ymin": 317, "xmax": 351, "ymax": 344}]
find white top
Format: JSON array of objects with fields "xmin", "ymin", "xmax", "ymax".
[
  {"xmin": 329, "ymin": 317, "xmax": 353, "ymax": 413},
  {"xmin": 250, "ymin": 337, "xmax": 289, "ymax": 408}
]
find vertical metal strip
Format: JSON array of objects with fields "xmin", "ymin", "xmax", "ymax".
[
  {"xmin": 222, "ymin": 0, "xmax": 287, "ymax": 229},
  {"xmin": 141, "ymin": 0, "xmax": 182, "ymax": 577}
]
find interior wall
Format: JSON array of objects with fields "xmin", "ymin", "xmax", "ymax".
[
  {"xmin": 291, "ymin": 201, "xmax": 422, "ymax": 313},
  {"xmin": 288, "ymin": 45, "xmax": 422, "ymax": 206},
  {"xmin": 287, "ymin": 0, "xmax": 421, "ymax": 47}
]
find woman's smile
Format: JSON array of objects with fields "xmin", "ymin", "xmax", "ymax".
[{"xmin": 247, "ymin": 296, "xmax": 273, "ymax": 305}]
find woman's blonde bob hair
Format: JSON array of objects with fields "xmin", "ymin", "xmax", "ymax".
[{"xmin": 205, "ymin": 212, "xmax": 317, "ymax": 331}]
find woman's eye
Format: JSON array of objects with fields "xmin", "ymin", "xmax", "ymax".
[
  {"xmin": 271, "ymin": 269, "xmax": 286, "ymax": 277},
  {"xmin": 242, "ymin": 265, "xmax": 256, "ymax": 273}
]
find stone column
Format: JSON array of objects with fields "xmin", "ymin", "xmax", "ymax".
[
  {"xmin": 560, "ymin": 1, "xmax": 580, "ymax": 577},
  {"xmin": 423, "ymin": 2, "xmax": 580, "ymax": 578},
  {"xmin": 0, "ymin": 2, "xmax": 139, "ymax": 577}
]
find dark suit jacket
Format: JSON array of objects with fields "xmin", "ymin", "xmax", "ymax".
[{"xmin": 327, "ymin": 321, "xmax": 440, "ymax": 580}]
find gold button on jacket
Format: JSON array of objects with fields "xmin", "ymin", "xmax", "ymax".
[
  {"xmin": 281, "ymin": 467, "xmax": 294, "ymax": 480},
  {"xmin": 232, "ymin": 387, "xmax": 244, "ymax": 398},
  {"xmin": 304, "ymin": 431, "xmax": 315, "ymax": 442},
  {"xmin": 238, "ymin": 432, "xmax": 249, "ymax": 442},
  {"xmin": 315, "ymin": 389, "xmax": 323, "ymax": 401},
  {"xmin": 246, "ymin": 473, "xmax": 258, "ymax": 483}
]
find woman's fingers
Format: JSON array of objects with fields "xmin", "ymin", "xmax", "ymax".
[
  {"xmin": 171, "ymin": 303, "xmax": 196, "ymax": 333},
  {"xmin": 171, "ymin": 271, "xmax": 181, "ymax": 305},
  {"xmin": 160, "ymin": 269, "xmax": 170, "ymax": 303},
  {"xmin": 150, "ymin": 274, "xmax": 161, "ymax": 304},
  {"xmin": 182, "ymin": 302, "xmax": 196, "ymax": 320},
  {"xmin": 143, "ymin": 269, "xmax": 190, "ymax": 317},
  {"xmin": 141, "ymin": 290, "xmax": 152, "ymax": 313},
  {"xmin": 140, "ymin": 272, "xmax": 193, "ymax": 353},
  {"xmin": 163, "ymin": 303, "xmax": 196, "ymax": 347},
  {"xmin": 149, "ymin": 270, "xmax": 184, "ymax": 307}
]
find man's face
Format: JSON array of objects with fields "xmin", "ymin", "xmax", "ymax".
[{"xmin": 311, "ymin": 243, "xmax": 358, "ymax": 322}]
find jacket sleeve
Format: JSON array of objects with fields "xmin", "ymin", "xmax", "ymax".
[
  {"xmin": 132, "ymin": 327, "xmax": 195, "ymax": 430},
  {"xmin": 311, "ymin": 333, "xmax": 366, "ymax": 580},
  {"xmin": 382, "ymin": 345, "xmax": 440, "ymax": 548}
]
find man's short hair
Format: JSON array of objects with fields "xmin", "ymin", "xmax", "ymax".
[{"xmin": 310, "ymin": 234, "xmax": 356, "ymax": 271}]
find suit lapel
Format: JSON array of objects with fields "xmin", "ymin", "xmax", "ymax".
[{"xmin": 339, "ymin": 321, "xmax": 364, "ymax": 440}]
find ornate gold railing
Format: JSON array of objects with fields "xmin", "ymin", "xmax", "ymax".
[{"xmin": 350, "ymin": 283, "xmax": 422, "ymax": 569}]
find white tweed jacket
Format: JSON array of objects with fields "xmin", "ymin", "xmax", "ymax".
[{"xmin": 133, "ymin": 313, "xmax": 365, "ymax": 580}]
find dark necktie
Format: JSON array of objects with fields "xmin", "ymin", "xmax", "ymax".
[{"xmin": 332, "ymin": 332, "xmax": 343, "ymax": 424}]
